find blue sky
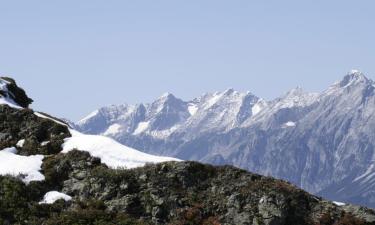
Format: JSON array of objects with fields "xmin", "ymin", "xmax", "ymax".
[{"xmin": 1, "ymin": 1, "xmax": 375, "ymax": 120}]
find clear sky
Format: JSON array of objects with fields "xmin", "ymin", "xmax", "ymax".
[{"xmin": 1, "ymin": 1, "xmax": 375, "ymax": 121}]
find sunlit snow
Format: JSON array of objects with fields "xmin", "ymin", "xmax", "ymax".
[
  {"xmin": 283, "ymin": 121, "xmax": 296, "ymax": 127},
  {"xmin": 77, "ymin": 109, "xmax": 99, "ymax": 125},
  {"xmin": 16, "ymin": 139, "xmax": 25, "ymax": 148},
  {"xmin": 333, "ymin": 201, "xmax": 346, "ymax": 206},
  {"xmin": 34, "ymin": 112, "xmax": 68, "ymax": 126},
  {"xmin": 103, "ymin": 123, "xmax": 122, "ymax": 136},
  {"xmin": 62, "ymin": 129, "xmax": 180, "ymax": 169},
  {"xmin": 252, "ymin": 100, "xmax": 266, "ymax": 116},
  {"xmin": 188, "ymin": 104, "xmax": 198, "ymax": 116},
  {"xmin": 0, "ymin": 147, "xmax": 44, "ymax": 184},
  {"xmin": 39, "ymin": 191, "xmax": 72, "ymax": 204},
  {"xmin": 133, "ymin": 121, "xmax": 150, "ymax": 135}
]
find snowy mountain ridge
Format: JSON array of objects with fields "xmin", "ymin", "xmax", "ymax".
[
  {"xmin": 76, "ymin": 70, "xmax": 375, "ymax": 209},
  {"xmin": 78, "ymin": 88, "xmax": 264, "ymax": 139},
  {"xmin": 79, "ymin": 71, "xmax": 362, "ymax": 139}
]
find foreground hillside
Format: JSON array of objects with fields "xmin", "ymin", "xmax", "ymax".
[
  {"xmin": 76, "ymin": 70, "xmax": 375, "ymax": 208},
  {"xmin": 1, "ymin": 77, "xmax": 375, "ymax": 225}
]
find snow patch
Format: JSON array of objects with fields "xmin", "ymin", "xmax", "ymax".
[
  {"xmin": 34, "ymin": 112, "xmax": 68, "ymax": 127},
  {"xmin": 133, "ymin": 121, "xmax": 150, "ymax": 135},
  {"xmin": 103, "ymin": 123, "xmax": 122, "ymax": 136},
  {"xmin": 0, "ymin": 98, "xmax": 22, "ymax": 109},
  {"xmin": 188, "ymin": 104, "xmax": 198, "ymax": 116},
  {"xmin": 62, "ymin": 129, "xmax": 180, "ymax": 169},
  {"xmin": 16, "ymin": 139, "xmax": 25, "ymax": 148},
  {"xmin": 207, "ymin": 92, "xmax": 223, "ymax": 108},
  {"xmin": 333, "ymin": 201, "xmax": 346, "ymax": 206},
  {"xmin": 41, "ymin": 141, "xmax": 50, "ymax": 146},
  {"xmin": 252, "ymin": 100, "xmax": 266, "ymax": 116},
  {"xmin": 350, "ymin": 69, "xmax": 360, "ymax": 74},
  {"xmin": 78, "ymin": 110, "xmax": 99, "ymax": 125},
  {"xmin": 149, "ymin": 125, "xmax": 180, "ymax": 139},
  {"xmin": 283, "ymin": 121, "xmax": 296, "ymax": 128},
  {"xmin": 39, "ymin": 191, "xmax": 72, "ymax": 204},
  {"xmin": 0, "ymin": 147, "xmax": 44, "ymax": 184}
]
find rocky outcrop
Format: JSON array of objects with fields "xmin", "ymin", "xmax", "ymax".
[
  {"xmin": 37, "ymin": 151, "xmax": 375, "ymax": 225},
  {"xmin": 0, "ymin": 77, "xmax": 33, "ymax": 108},
  {"xmin": 0, "ymin": 105, "xmax": 70, "ymax": 155}
]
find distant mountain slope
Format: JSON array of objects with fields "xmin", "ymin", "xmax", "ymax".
[
  {"xmin": 3, "ymin": 77, "xmax": 375, "ymax": 224},
  {"xmin": 76, "ymin": 70, "xmax": 375, "ymax": 208}
]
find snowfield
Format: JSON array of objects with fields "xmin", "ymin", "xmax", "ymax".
[
  {"xmin": 62, "ymin": 129, "xmax": 180, "ymax": 169},
  {"xmin": 0, "ymin": 109, "xmax": 180, "ymax": 184},
  {"xmin": 0, "ymin": 147, "xmax": 44, "ymax": 183}
]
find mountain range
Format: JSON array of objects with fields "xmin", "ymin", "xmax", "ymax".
[
  {"xmin": 76, "ymin": 70, "xmax": 375, "ymax": 209},
  {"xmin": 3, "ymin": 76, "xmax": 375, "ymax": 224}
]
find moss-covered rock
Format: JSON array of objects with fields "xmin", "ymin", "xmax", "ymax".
[
  {"xmin": 36, "ymin": 151, "xmax": 375, "ymax": 225},
  {"xmin": 0, "ymin": 104, "xmax": 70, "ymax": 155}
]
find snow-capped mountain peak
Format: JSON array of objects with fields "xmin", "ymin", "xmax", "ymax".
[
  {"xmin": 324, "ymin": 70, "xmax": 374, "ymax": 98},
  {"xmin": 222, "ymin": 88, "xmax": 236, "ymax": 95},
  {"xmin": 339, "ymin": 69, "xmax": 370, "ymax": 87},
  {"xmin": 156, "ymin": 92, "xmax": 178, "ymax": 103},
  {"xmin": 150, "ymin": 92, "xmax": 184, "ymax": 113},
  {"xmin": 273, "ymin": 87, "xmax": 319, "ymax": 109}
]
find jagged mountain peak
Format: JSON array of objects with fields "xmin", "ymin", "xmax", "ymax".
[
  {"xmin": 222, "ymin": 87, "xmax": 237, "ymax": 95},
  {"xmin": 218, "ymin": 88, "xmax": 257, "ymax": 97},
  {"xmin": 347, "ymin": 69, "xmax": 366, "ymax": 78},
  {"xmin": 158, "ymin": 92, "xmax": 176, "ymax": 101},
  {"xmin": 150, "ymin": 92, "xmax": 187, "ymax": 115},
  {"xmin": 272, "ymin": 87, "xmax": 319, "ymax": 110},
  {"xmin": 285, "ymin": 86, "xmax": 305, "ymax": 96},
  {"xmin": 339, "ymin": 69, "xmax": 371, "ymax": 87},
  {"xmin": 324, "ymin": 70, "xmax": 374, "ymax": 98},
  {"xmin": 149, "ymin": 92, "xmax": 187, "ymax": 114},
  {"xmin": 201, "ymin": 88, "xmax": 258, "ymax": 106}
]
